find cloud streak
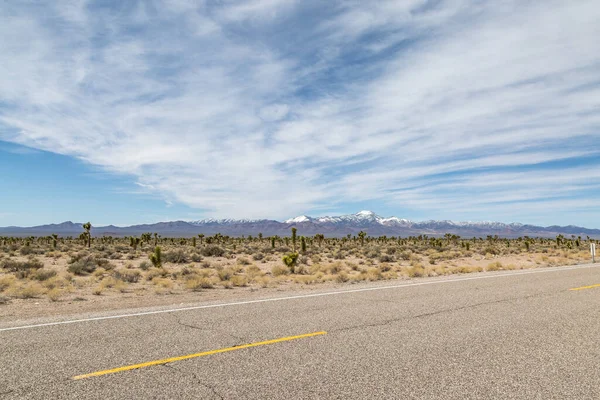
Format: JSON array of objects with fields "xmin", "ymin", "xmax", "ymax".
[{"xmin": 0, "ymin": 0, "xmax": 599, "ymax": 223}]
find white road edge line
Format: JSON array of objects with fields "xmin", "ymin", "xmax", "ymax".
[{"xmin": 0, "ymin": 263, "xmax": 596, "ymax": 332}]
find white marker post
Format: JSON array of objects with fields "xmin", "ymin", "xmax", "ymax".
[{"xmin": 591, "ymin": 243, "xmax": 596, "ymax": 263}]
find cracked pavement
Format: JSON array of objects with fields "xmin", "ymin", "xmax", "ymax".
[{"xmin": 1, "ymin": 265, "xmax": 599, "ymax": 399}]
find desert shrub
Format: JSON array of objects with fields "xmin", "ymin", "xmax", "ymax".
[
  {"xmin": 366, "ymin": 249, "xmax": 381, "ymax": 259},
  {"xmin": 333, "ymin": 250, "xmax": 346, "ymax": 260},
  {"xmin": 231, "ymin": 275, "xmax": 248, "ymax": 287},
  {"xmin": 379, "ymin": 254, "xmax": 394, "ymax": 263},
  {"xmin": 191, "ymin": 253, "xmax": 203, "ymax": 262},
  {"xmin": 94, "ymin": 257, "xmax": 113, "ymax": 268},
  {"xmin": 113, "ymin": 269, "xmax": 141, "ymax": 283},
  {"xmin": 386, "ymin": 247, "xmax": 397, "ymax": 254},
  {"xmin": 19, "ymin": 246, "xmax": 37, "ymax": 255},
  {"xmin": 0, "ymin": 295, "xmax": 9, "ymax": 305},
  {"xmin": 336, "ymin": 271, "xmax": 349, "ymax": 283},
  {"xmin": 7, "ymin": 282, "xmax": 45, "ymax": 299},
  {"xmin": 257, "ymin": 276, "xmax": 271, "ymax": 287},
  {"xmin": 42, "ymin": 275, "xmax": 71, "ymax": 290},
  {"xmin": 201, "ymin": 245, "xmax": 225, "ymax": 257},
  {"xmin": 217, "ymin": 268, "xmax": 233, "ymax": 281},
  {"xmin": 47, "ymin": 288, "xmax": 63, "ymax": 302},
  {"xmin": 145, "ymin": 268, "xmax": 168, "ymax": 281},
  {"xmin": 237, "ymin": 257, "xmax": 251, "ymax": 265},
  {"xmin": 67, "ymin": 256, "xmax": 98, "ymax": 275},
  {"xmin": 326, "ymin": 262, "xmax": 344, "ymax": 274},
  {"xmin": 271, "ymin": 265, "xmax": 289, "ymax": 276},
  {"xmin": 299, "ymin": 255, "xmax": 309, "ymax": 265},
  {"xmin": 405, "ymin": 265, "xmax": 425, "ymax": 278},
  {"xmin": 185, "ymin": 276, "xmax": 214, "ymax": 290},
  {"xmin": 399, "ymin": 251, "xmax": 412, "ymax": 261},
  {"xmin": 1, "ymin": 257, "xmax": 44, "ymax": 272},
  {"xmin": 481, "ymin": 246, "xmax": 499, "ymax": 256},
  {"xmin": 346, "ymin": 262, "xmax": 359, "ymax": 271},
  {"xmin": 32, "ymin": 269, "xmax": 57, "ymax": 281},
  {"xmin": 293, "ymin": 275, "xmax": 318, "ymax": 285},
  {"xmin": 152, "ymin": 278, "xmax": 174, "ymax": 289},
  {"xmin": 139, "ymin": 261, "xmax": 151, "ymax": 271},
  {"xmin": 99, "ymin": 276, "xmax": 119, "ymax": 289},
  {"xmin": 0, "ymin": 275, "xmax": 17, "ymax": 291},
  {"xmin": 245, "ymin": 265, "xmax": 263, "ymax": 280},
  {"xmin": 451, "ymin": 266, "xmax": 484, "ymax": 274},
  {"xmin": 367, "ymin": 267, "xmax": 383, "ymax": 281},
  {"xmin": 93, "ymin": 267, "xmax": 106, "ymax": 278},
  {"xmin": 163, "ymin": 249, "xmax": 189, "ymax": 264},
  {"xmin": 379, "ymin": 263, "xmax": 392, "ymax": 272},
  {"xmin": 252, "ymin": 253, "xmax": 264, "ymax": 261},
  {"xmin": 2, "ymin": 258, "xmax": 44, "ymax": 278},
  {"xmin": 178, "ymin": 266, "xmax": 198, "ymax": 276},
  {"xmin": 486, "ymin": 261, "xmax": 503, "ymax": 271}
]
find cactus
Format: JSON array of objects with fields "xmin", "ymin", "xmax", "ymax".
[
  {"xmin": 82, "ymin": 222, "xmax": 92, "ymax": 248},
  {"xmin": 149, "ymin": 246, "xmax": 162, "ymax": 268},
  {"xmin": 291, "ymin": 227, "xmax": 297, "ymax": 252}
]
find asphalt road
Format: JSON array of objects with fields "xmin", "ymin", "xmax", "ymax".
[{"xmin": 1, "ymin": 264, "xmax": 599, "ymax": 399}]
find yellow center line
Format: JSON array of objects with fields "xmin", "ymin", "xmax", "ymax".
[
  {"xmin": 569, "ymin": 283, "xmax": 600, "ymax": 291},
  {"xmin": 72, "ymin": 331, "xmax": 327, "ymax": 380}
]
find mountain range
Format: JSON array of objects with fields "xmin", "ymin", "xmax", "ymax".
[{"xmin": 1, "ymin": 211, "xmax": 599, "ymax": 238}]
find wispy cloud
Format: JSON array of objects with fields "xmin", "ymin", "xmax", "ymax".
[{"xmin": 0, "ymin": 0, "xmax": 599, "ymax": 222}]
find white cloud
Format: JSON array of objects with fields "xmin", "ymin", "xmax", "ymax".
[{"xmin": 0, "ymin": 0, "xmax": 599, "ymax": 222}]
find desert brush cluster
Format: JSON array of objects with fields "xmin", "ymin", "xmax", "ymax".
[{"xmin": 0, "ymin": 223, "xmax": 595, "ymax": 305}]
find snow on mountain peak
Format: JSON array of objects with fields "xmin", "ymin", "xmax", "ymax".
[
  {"xmin": 356, "ymin": 210, "xmax": 376, "ymax": 216},
  {"xmin": 284, "ymin": 215, "xmax": 312, "ymax": 223}
]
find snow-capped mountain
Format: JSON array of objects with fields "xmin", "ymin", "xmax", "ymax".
[
  {"xmin": 1, "ymin": 211, "xmax": 599, "ymax": 238},
  {"xmin": 182, "ymin": 211, "xmax": 600, "ymax": 238}
]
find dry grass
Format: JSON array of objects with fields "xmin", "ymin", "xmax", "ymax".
[{"xmin": 0, "ymin": 233, "xmax": 593, "ymax": 305}]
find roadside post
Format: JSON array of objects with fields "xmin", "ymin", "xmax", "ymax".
[{"xmin": 592, "ymin": 243, "xmax": 596, "ymax": 263}]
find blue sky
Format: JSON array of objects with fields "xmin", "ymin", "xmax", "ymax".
[{"xmin": 1, "ymin": 0, "xmax": 599, "ymax": 227}]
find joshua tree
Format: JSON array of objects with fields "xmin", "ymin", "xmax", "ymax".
[
  {"xmin": 301, "ymin": 236, "xmax": 307, "ymax": 253},
  {"xmin": 271, "ymin": 237, "xmax": 275, "ymax": 248},
  {"xmin": 149, "ymin": 246, "xmax": 162, "ymax": 268},
  {"xmin": 358, "ymin": 231, "xmax": 366, "ymax": 246},
  {"xmin": 51, "ymin": 234, "xmax": 58, "ymax": 249},
  {"xmin": 130, "ymin": 236, "xmax": 141, "ymax": 250},
  {"xmin": 314, "ymin": 233, "xmax": 324, "ymax": 247},
  {"xmin": 141, "ymin": 233, "xmax": 152, "ymax": 248},
  {"xmin": 291, "ymin": 227, "xmax": 297, "ymax": 252},
  {"xmin": 282, "ymin": 252, "xmax": 299, "ymax": 274},
  {"xmin": 198, "ymin": 234, "xmax": 205, "ymax": 245},
  {"xmin": 82, "ymin": 222, "xmax": 92, "ymax": 248}
]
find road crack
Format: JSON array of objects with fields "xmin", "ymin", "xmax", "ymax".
[
  {"xmin": 175, "ymin": 317, "xmax": 245, "ymax": 344},
  {"xmin": 162, "ymin": 364, "xmax": 224, "ymax": 399},
  {"xmin": 334, "ymin": 291, "xmax": 554, "ymax": 333}
]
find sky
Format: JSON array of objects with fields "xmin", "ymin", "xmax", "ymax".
[{"xmin": 0, "ymin": 0, "xmax": 599, "ymax": 228}]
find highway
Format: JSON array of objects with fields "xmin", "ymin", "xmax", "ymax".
[{"xmin": 1, "ymin": 264, "xmax": 599, "ymax": 399}]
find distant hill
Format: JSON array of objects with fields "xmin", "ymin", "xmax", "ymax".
[{"xmin": 1, "ymin": 211, "xmax": 599, "ymax": 238}]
